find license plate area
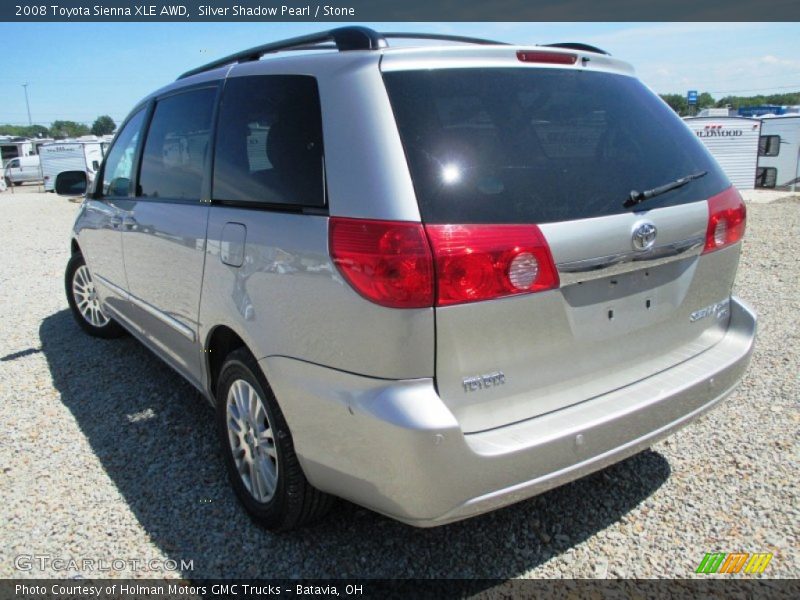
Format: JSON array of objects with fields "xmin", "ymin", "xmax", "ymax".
[{"xmin": 561, "ymin": 257, "xmax": 698, "ymax": 340}]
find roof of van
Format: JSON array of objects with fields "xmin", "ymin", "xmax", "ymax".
[{"xmin": 176, "ymin": 26, "xmax": 634, "ymax": 81}]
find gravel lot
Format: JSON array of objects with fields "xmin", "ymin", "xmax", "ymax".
[{"xmin": 0, "ymin": 184, "xmax": 797, "ymax": 580}]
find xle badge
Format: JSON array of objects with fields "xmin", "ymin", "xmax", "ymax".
[
  {"xmin": 463, "ymin": 371, "xmax": 506, "ymax": 393},
  {"xmin": 690, "ymin": 299, "xmax": 731, "ymax": 322}
]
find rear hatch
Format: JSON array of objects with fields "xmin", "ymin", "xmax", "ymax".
[{"xmin": 382, "ymin": 51, "xmax": 744, "ymax": 433}]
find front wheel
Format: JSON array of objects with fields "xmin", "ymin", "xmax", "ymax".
[
  {"xmin": 216, "ymin": 348, "xmax": 333, "ymax": 530},
  {"xmin": 65, "ymin": 253, "xmax": 125, "ymax": 338}
]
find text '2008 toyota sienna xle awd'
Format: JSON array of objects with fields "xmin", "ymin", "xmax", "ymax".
[{"xmin": 59, "ymin": 27, "xmax": 756, "ymax": 530}]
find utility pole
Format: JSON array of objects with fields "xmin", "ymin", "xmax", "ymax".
[{"xmin": 22, "ymin": 83, "xmax": 32, "ymax": 126}]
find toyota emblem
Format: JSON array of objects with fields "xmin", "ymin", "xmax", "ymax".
[{"xmin": 632, "ymin": 222, "xmax": 657, "ymax": 251}]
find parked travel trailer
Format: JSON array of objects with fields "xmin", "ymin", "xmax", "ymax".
[
  {"xmin": 0, "ymin": 137, "xmax": 35, "ymax": 168},
  {"xmin": 697, "ymin": 107, "xmax": 734, "ymax": 117},
  {"xmin": 683, "ymin": 117, "xmax": 761, "ymax": 190},
  {"xmin": 757, "ymin": 115, "xmax": 800, "ymax": 191},
  {"xmin": 39, "ymin": 140, "xmax": 105, "ymax": 191}
]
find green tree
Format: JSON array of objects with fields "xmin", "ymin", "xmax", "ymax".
[
  {"xmin": 660, "ymin": 93, "xmax": 688, "ymax": 115},
  {"xmin": 696, "ymin": 92, "xmax": 715, "ymax": 110},
  {"xmin": 716, "ymin": 92, "xmax": 800, "ymax": 110},
  {"xmin": 0, "ymin": 123, "xmax": 50, "ymax": 137},
  {"xmin": 90, "ymin": 115, "xmax": 116, "ymax": 136},
  {"xmin": 51, "ymin": 120, "xmax": 90, "ymax": 138}
]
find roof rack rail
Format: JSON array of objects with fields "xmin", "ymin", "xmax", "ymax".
[
  {"xmin": 178, "ymin": 26, "xmax": 386, "ymax": 80},
  {"xmin": 543, "ymin": 42, "xmax": 610, "ymax": 56},
  {"xmin": 381, "ymin": 32, "xmax": 507, "ymax": 46},
  {"xmin": 178, "ymin": 27, "xmax": 508, "ymax": 80}
]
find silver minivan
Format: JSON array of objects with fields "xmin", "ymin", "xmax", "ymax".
[{"xmin": 60, "ymin": 27, "xmax": 756, "ymax": 530}]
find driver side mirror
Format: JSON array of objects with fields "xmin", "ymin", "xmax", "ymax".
[{"xmin": 55, "ymin": 171, "xmax": 88, "ymax": 196}]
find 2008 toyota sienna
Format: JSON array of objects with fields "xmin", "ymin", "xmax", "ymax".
[{"xmin": 59, "ymin": 27, "xmax": 757, "ymax": 530}]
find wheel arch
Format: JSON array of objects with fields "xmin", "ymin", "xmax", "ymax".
[{"xmin": 205, "ymin": 324, "xmax": 252, "ymax": 400}]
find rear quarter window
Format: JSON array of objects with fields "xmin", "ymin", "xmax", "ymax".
[
  {"xmin": 383, "ymin": 68, "xmax": 730, "ymax": 224},
  {"xmin": 212, "ymin": 75, "xmax": 325, "ymax": 208}
]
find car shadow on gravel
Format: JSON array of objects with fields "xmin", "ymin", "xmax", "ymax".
[{"xmin": 41, "ymin": 309, "xmax": 671, "ymax": 580}]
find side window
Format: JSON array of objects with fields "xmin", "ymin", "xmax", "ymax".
[
  {"xmin": 138, "ymin": 88, "xmax": 216, "ymax": 200},
  {"xmin": 758, "ymin": 135, "xmax": 780, "ymax": 157},
  {"xmin": 756, "ymin": 167, "xmax": 777, "ymax": 188},
  {"xmin": 102, "ymin": 109, "xmax": 146, "ymax": 197},
  {"xmin": 213, "ymin": 75, "xmax": 325, "ymax": 207}
]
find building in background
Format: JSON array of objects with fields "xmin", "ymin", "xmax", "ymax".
[{"xmin": 739, "ymin": 105, "xmax": 800, "ymax": 118}]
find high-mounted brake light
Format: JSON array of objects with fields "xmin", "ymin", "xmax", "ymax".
[
  {"xmin": 329, "ymin": 218, "xmax": 434, "ymax": 308},
  {"xmin": 517, "ymin": 50, "xmax": 577, "ymax": 65},
  {"xmin": 703, "ymin": 186, "xmax": 746, "ymax": 254},
  {"xmin": 426, "ymin": 224, "xmax": 559, "ymax": 306}
]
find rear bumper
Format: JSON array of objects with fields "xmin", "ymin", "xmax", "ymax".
[{"xmin": 263, "ymin": 296, "xmax": 756, "ymax": 527}]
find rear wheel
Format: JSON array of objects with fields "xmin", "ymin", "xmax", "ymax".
[
  {"xmin": 65, "ymin": 253, "xmax": 125, "ymax": 338},
  {"xmin": 216, "ymin": 348, "xmax": 333, "ymax": 530}
]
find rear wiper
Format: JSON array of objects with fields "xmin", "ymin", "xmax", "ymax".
[{"xmin": 624, "ymin": 171, "xmax": 708, "ymax": 209}]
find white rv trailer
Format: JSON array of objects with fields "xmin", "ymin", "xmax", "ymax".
[
  {"xmin": 39, "ymin": 139, "xmax": 105, "ymax": 191},
  {"xmin": 683, "ymin": 116, "xmax": 761, "ymax": 190},
  {"xmin": 0, "ymin": 137, "xmax": 35, "ymax": 168},
  {"xmin": 757, "ymin": 115, "xmax": 800, "ymax": 192}
]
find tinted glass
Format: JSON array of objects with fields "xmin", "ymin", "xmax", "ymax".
[
  {"xmin": 758, "ymin": 135, "xmax": 780, "ymax": 157},
  {"xmin": 756, "ymin": 167, "xmax": 777, "ymax": 188},
  {"xmin": 1, "ymin": 147, "xmax": 18, "ymax": 161},
  {"xmin": 384, "ymin": 69, "xmax": 730, "ymax": 224},
  {"xmin": 102, "ymin": 109, "xmax": 145, "ymax": 197},
  {"xmin": 139, "ymin": 88, "xmax": 216, "ymax": 200},
  {"xmin": 213, "ymin": 75, "xmax": 325, "ymax": 207}
]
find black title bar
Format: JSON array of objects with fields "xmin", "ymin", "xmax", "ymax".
[
  {"xmin": 5, "ymin": 579, "xmax": 800, "ymax": 600},
  {"xmin": 3, "ymin": 0, "xmax": 800, "ymax": 22}
]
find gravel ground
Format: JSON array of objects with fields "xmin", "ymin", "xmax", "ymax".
[{"xmin": 0, "ymin": 184, "xmax": 797, "ymax": 580}]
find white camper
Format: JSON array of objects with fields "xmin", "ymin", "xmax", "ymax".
[
  {"xmin": 0, "ymin": 137, "xmax": 35, "ymax": 168},
  {"xmin": 39, "ymin": 140, "xmax": 105, "ymax": 192},
  {"xmin": 683, "ymin": 117, "xmax": 761, "ymax": 190},
  {"xmin": 757, "ymin": 115, "xmax": 800, "ymax": 191}
]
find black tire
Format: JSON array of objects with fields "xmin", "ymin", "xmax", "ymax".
[
  {"xmin": 13, "ymin": 181, "xmax": 22, "ymax": 186},
  {"xmin": 216, "ymin": 347, "xmax": 333, "ymax": 530},
  {"xmin": 65, "ymin": 253, "xmax": 125, "ymax": 338}
]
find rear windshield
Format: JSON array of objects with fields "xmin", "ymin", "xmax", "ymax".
[{"xmin": 383, "ymin": 68, "xmax": 730, "ymax": 224}]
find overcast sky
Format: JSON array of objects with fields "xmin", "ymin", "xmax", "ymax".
[{"xmin": 1, "ymin": 22, "xmax": 798, "ymax": 126}]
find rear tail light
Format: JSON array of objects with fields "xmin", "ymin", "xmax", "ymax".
[
  {"xmin": 330, "ymin": 219, "xmax": 559, "ymax": 308},
  {"xmin": 425, "ymin": 224, "xmax": 559, "ymax": 306},
  {"xmin": 329, "ymin": 218, "xmax": 434, "ymax": 308},
  {"xmin": 517, "ymin": 50, "xmax": 577, "ymax": 65},
  {"xmin": 703, "ymin": 187, "xmax": 746, "ymax": 254}
]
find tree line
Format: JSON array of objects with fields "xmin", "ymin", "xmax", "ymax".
[
  {"xmin": 659, "ymin": 91, "xmax": 800, "ymax": 116},
  {"xmin": 2, "ymin": 91, "xmax": 799, "ymax": 137},
  {"xmin": 0, "ymin": 115, "xmax": 116, "ymax": 138}
]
